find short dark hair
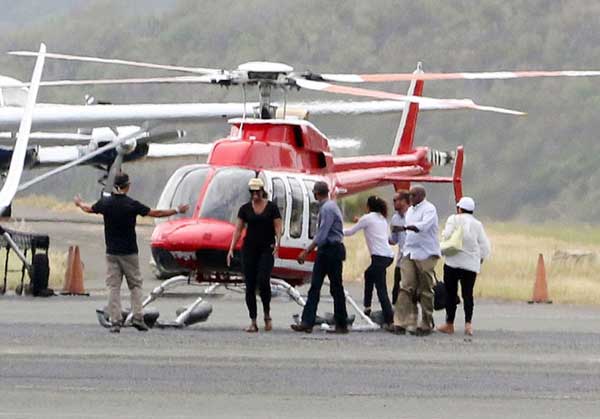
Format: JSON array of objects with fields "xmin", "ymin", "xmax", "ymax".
[
  {"xmin": 394, "ymin": 190, "xmax": 410, "ymax": 203},
  {"xmin": 367, "ymin": 195, "xmax": 388, "ymax": 218},
  {"xmin": 313, "ymin": 181, "xmax": 329, "ymax": 196}
]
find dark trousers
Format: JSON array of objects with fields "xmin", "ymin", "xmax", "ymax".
[
  {"xmin": 242, "ymin": 248, "xmax": 274, "ymax": 320},
  {"xmin": 301, "ymin": 243, "xmax": 348, "ymax": 328},
  {"xmin": 391, "ymin": 266, "xmax": 401, "ymax": 305},
  {"xmin": 363, "ymin": 255, "xmax": 394, "ymax": 324},
  {"xmin": 443, "ymin": 264, "xmax": 477, "ymax": 323}
]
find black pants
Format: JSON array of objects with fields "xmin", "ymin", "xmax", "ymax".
[
  {"xmin": 391, "ymin": 266, "xmax": 401, "ymax": 305},
  {"xmin": 301, "ymin": 243, "xmax": 348, "ymax": 328},
  {"xmin": 363, "ymin": 255, "xmax": 394, "ymax": 324},
  {"xmin": 242, "ymin": 248, "xmax": 274, "ymax": 320},
  {"xmin": 443, "ymin": 264, "xmax": 477, "ymax": 323}
]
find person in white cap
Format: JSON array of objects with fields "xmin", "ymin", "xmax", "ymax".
[
  {"xmin": 228, "ymin": 177, "xmax": 282, "ymax": 333},
  {"xmin": 437, "ymin": 196, "xmax": 491, "ymax": 336}
]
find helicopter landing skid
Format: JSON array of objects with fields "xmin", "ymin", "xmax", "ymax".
[
  {"xmin": 274, "ymin": 278, "xmax": 379, "ymax": 332},
  {"xmin": 96, "ymin": 275, "xmax": 213, "ymax": 329}
]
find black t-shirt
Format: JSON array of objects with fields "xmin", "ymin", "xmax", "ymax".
[
  {"xmin": 237, "ymin": 200, "xmax": 281, "ymax": 252},
  {"xmin": 92, "ymin": 194, "xmax": 151, "ymax": 255}
]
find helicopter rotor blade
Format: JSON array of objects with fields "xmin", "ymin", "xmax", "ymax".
[
  {"xmin": 315, "ymin": 69, "xmax": 600, "ymax": 83},
  {"xmin": 1, "ymin": 75, "xmax": 222, "ymax": 89},
  {"xmin": 294, "ymin": 78, "xmax": 525, "ymax": 115},
  {"xmin": 17, "ymin": 125, "xmax": 149, "ymax": 192},
  {"xmin": 9, "ymin": 50, "xmax": 222, "ymax": 75}
]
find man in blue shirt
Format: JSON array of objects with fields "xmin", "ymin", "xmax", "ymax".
[{"xmin": 292, "ymin": 181, "xmax": 348, "ymax": 334}]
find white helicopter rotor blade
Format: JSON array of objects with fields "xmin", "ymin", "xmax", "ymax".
[
  {"xmin": 294, "ymin": 78, "xmax": 525, "ymax": 115},
  {"xmin": 9, "ymin": 50, "xmax": 222, "ymax": 75},
  {"xmin": 17, "ymin": 125, "xmax": 148, "ymax": 192},
  {"xmin": 0, "ymin": 43, "xmax": 46, "ymax": 211},
  {"xmin": 2, "ymin": 75, "xmax": 219, "ymax": 88},
  {"xmin": 318, "ymin": 69, "xmax": 600, "ymax": 83}
]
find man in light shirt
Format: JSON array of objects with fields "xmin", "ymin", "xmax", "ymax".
[
  {"xmin": 389, "ymin": 191, "xmax": 410, "ymax": 305},
  {"xmin": 392, "ymin": 185, "xmax": 440, "ymax": 336}
]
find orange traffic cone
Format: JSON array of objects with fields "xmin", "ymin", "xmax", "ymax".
[
  {"xmin": 61, "ymin": 245, "xmax": 88, "ymax": 296},
  {"xmin": 528, "ymin": 253, "xmax": 552, "ymax": 304}
]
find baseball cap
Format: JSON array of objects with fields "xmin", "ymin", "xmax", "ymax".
[
  {"xmin": 248, "ymin": 178, "xmax": 265, "ymax": 191},
  {"xmin": 457, "ymin": 196, "xmax": 475, "ymax": 212},
  {"xmin": 114, "ymin": 173, "xmax": 130, "ymax": 188}
]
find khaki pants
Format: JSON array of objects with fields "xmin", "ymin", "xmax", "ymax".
[
  {"xmin": 106, "ymin": 254, "xmax": 144, "ymax": 324},
  {"xmin": 394, "ymin": 256, "xmax": 439, "ymax": 331}
]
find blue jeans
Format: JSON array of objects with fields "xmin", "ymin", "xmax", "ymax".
[{"xmin": 301, "ymin": 243, "xmax": 348, "ymax": 328}]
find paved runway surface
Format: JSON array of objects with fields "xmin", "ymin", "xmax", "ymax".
[
  {"xmin": 1, "ymin": 207, "xmax": 600, "ymax": 418},
  {"xmin": 2, "ymin": 291, "xmax": 600, "ymax": 418}
]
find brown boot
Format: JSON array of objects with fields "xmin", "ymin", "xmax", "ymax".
[
  {"xmin": 437, "ymin": 323, "xmax": 455, "ymax": 334},
  {"xmin": 464, "ymin": 322, "xmax": 473, "ymax": 336}
]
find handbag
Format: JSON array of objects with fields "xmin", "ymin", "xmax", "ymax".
[
  {"xmin": 433, "ymin": 280, "xmax": 448, "ymax": 311},
  {"xmin": 433, "ymin": 279, "xmax": 461, "ymax": 311},
  {"xmin": 440, "ymin": 222, "xmax": 463, "ymax": 256}
]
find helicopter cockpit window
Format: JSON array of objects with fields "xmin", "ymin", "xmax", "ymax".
[
  {"xmin": 271, "ymin": 178, "xmax": 287, "ymax": 233},
  {"xmin": 155, "ymin": 165, "xmax": 208, "ymax": 223},
  {"xmin": 288, "ymin": 177, "xmax": 304, "ymax": 239},
  {"xmin": 200, "ymin": 168, "xmax": 255, "ymax": 224},
  {"xmin": 303, "ymin": 180, "xmax": 318, "ymax": 239}
]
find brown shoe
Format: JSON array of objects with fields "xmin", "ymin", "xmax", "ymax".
[
  {"xmin": 437, "ymin": 323, "xmax": 455, "ymax": 334},
  {"xmin": 291, "ymin": 323, "xmax": 313, "ymax": 333},
  {"xmin": 465, "ymin": 323, "xmax": 473, "ymax": 336}
]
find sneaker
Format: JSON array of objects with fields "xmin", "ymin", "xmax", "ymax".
[
  {"xmin": 131, "ymin": 318, "xmax": 149, "ymax": 332},
  {"xmin": 109, "ymin": 323, "xmax": 121, "ymax": 333}
]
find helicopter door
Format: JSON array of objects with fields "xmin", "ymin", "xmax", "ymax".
[
  {"xmin": 302, "ymin": 179, "xmax": 319, "ymax": 241},
  {"xmin": 268, "ymin": 174, "xmax": 313, "ymax": 252},
  {"xmin": 270, "ymin": 176, "xmax": 287, "ymax": 234}
]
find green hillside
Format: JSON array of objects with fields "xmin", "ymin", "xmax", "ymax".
[{"xmin": 1, "ymin": 0, "xmax": 600, "ymax": 222}]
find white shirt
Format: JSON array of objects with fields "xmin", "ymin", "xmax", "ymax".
[
  {"xmin": 344, "ymin": 212, "xmax": 394, "ymax": 258},
  {"xmin": 390, "ymin": 212, "xmax": 406, "ymax": 267},
  {"xmin": 442, "ymin": 213, "xmax": 491, "ymax": 273},
  {"xmin": 403, "ymin": 199, "xmax": 440, "ymax": 260}
]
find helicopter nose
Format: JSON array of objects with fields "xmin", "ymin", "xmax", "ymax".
[
  {"xmin": 152, "ymin": 218, "xmax": 235, "ymax": 250},
  {"xmin": 151, "ymin": 218, "xmax": 238, "ymax": 275}
]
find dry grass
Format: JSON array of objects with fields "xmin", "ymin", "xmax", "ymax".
[
  {"xmin": 15, "ymin": 195, "xmax": 154, "ymax": 225},
  {"xmin": 343, "ymin": 222, "xmax": 600, "ymax": 305},
  {"xmin": 2, "ymin": 250, "xmax": 67, "ymax": 291},
  {"xmin": 15, "ymin": 195, "xmax": 77, "ymax": 213}
]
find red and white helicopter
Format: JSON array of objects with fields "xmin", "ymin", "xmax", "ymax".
[{"xmin": 5, "ymin": 46, "xmax": 600, "ymax": 329}]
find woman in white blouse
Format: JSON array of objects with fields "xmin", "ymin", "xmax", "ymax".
[
  {"xmin": 344, "ymin": 196, "xmax": 395, "ymax": 326},
  {"xmin": 438, "ymin": 197, "xmax": 491, "ymax": 336}
]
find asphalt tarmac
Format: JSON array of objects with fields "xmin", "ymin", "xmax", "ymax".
[{"xmin": 1, "ymin": 207, "xmax": 599, "ymax": 418}]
